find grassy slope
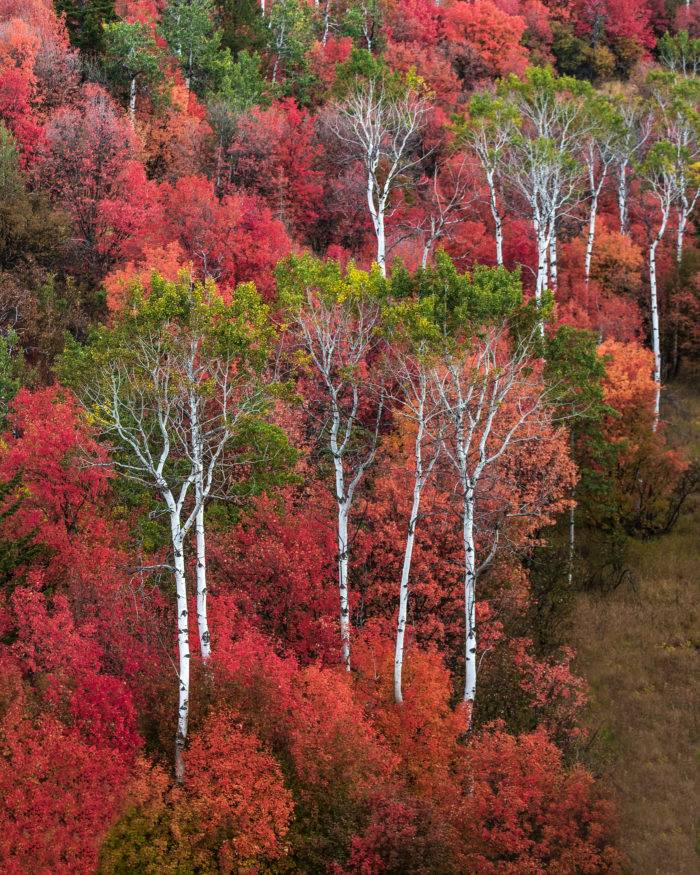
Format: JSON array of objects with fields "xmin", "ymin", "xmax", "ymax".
[{"xmin": 570, "ymin": 375, "xmax": 699, "ymax": 874}]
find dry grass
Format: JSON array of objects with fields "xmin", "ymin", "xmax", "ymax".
[{"xmin": 570, "ymin": 375, "xmax": 700, "ymax": 875}]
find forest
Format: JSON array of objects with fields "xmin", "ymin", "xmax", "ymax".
[{"xmin": 0, "ymin": 0, "xmax": 698, "ymax": 872}]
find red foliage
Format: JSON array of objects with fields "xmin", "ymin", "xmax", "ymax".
[
  {"xmin": 155, "ymin": 174, "xmax": 292, "ymax": 298},
  {"xmin": 458, "ymin": 725, "xmax": 623, "ymax": 873},
  {"xmin": 185, "ymin": 708, "xmax": 293, "ymax": 870},
  {"xmin": 210, "ymin": 488, "xmax": 340, "ymax": 664},
  {"xmin": 0, "ymin": 695, "xmax": 131, "ymax": 874},
  {"xmin": 443, "ymin": 0, "xmax": 530, "ymax": 80},
  {"xmin": 36, "ymin": 84, "xmax": 159, "ymax": 277},
  {"xmin": 0, "ymin": 387, "xmax": 112, "ymax": 565},
  {"xmin": 228, "ymin": 98, "xmax": 325, "ymax": 241},
  {"xmin": 0, "ymin": 66, "xmax": 43, "ymax": 162}
]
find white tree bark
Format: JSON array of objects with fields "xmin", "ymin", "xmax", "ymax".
[
  {"xmin": 617, "ymin": 159, "xmax": 629, "ymax": 235},
  {"xmin": 129, "ymin": 76, "xmax": 137, "ymax": 120},
  {"xmin": 487, "ymin": 167, "xmax": 505, "ymax": 266},
  {"xmin": 392, "ymin": 364, "xmax": 441, "ymax": 703},
  {"xmin": 548, "ymin": 226, "xmax": 558, "ymax": 293},
  {"xmin": 294, "ymin": 291, "xmax": 383, "ymax": 670},
  {"xmin": 431, "ymin": 329, "xmax": 546, "ymax": 727},
  {"xmin": 170, "ymin": 512, "xmax": 189, "ymax": 784},
  {"xmin": 462, "ymin": 491, "xmax": 477, "ymax": 706},
  {"xmin": 585, "ymin": 188, "xmax": 599, "ymax": 286},
  {"xmin": 330, "ymin": 397, "xmax": 352, "ymax": 671},
  {"xmin": 331, "ymin": 80, "xmax": 429, "ymax": 277},
  {"xmin": 649, "ymin": 220, "xmax": 667, "ymax": 431}
]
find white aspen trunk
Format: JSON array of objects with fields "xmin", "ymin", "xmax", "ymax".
[
  {"xmin": 376, "ymin": 212, "xmax": 386, "ymax": 276},
  {"xmin": 548, "ymin": 229, "xmax": 558, "ymax": 293},
  {"xmin": 330, "ymin": 395, "xmax": 352, "ymax": 671},
  {"xmin": 676, "ymin": 205, "xmax": 685, "ymax": 266},
  {"xmin": 129, "ymin": 76, "xmax": 137, "ymax": 120},
  {"xmin": 394, "ymin": 415, "xmax": 426, "ymax": 704},
  {"xmin": 194, "ymin": 494, "xmax": 210, "ymax": 662},
  {"xmin": 367, "ymin": 173, "xmax": 386, "ymax": 276},
  {"xmin": 618, "ymin": 162, "xmax": 628, "ymax": 235},
  {"xmin": 535, "ymin": 226, "xmax": 548, "ymax": 302},
  {"xmin": 322, "ymin": 0, "xmax": 331, "ymax": 44},
  {"xmin": 568, "ymin": 503, "xmax": 575, "ymax": 586},
  {"xmin": 649, "ymin": 233, "xmax": 663, "ymax": 431},
  {"xmin": 188, "ymin": 381, "xmax": 211, "ymax": 662},
  {"xmin": 486, "ymin": 168, "xmax": 504, "ymax": 266},
  {"xmin": 170, "ymin": 516, "xmax": 190, "ymax": 783},
  {"xmin": 185, "ymin": 48, "xmax": 192, "ymax": 90},
  {"xmin": 462, "ymin": 490, "xmax": 477, "ymax": 725},
  {"xmin": 585, "ymin": 192, "xmax": 598, "ymax": 285},
  {"xmin": 337, "ymin": 498, "xmax": 351, "ymax": 671}
]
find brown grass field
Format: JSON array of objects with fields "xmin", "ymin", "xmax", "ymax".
[{"xmin": 571, "ymin": 374, "xmax": 699, "ymax": 874}]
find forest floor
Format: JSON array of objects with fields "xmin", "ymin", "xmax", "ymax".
[{"xmin": 571, "ymin": 373, "xmax": 699, "ymax": 875}]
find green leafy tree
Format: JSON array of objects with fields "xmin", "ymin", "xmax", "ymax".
[
  {"xmin": 59, "ymin": 271, "xmax": 290, "ymax": 780},
  {"xmin": 658, "ymin": 29, "xmax": 700, "ymax": 78},
  {"xmin": 103, "ymin": 21, "xmax": 165, "ymax": 119},
  {"xmin": 160, "ymin": 0, "xmax": 230, "ymax": 94},
  {"xmin": 56, "ymin": 0, "xmax": 117, "ymax": 56},
  {"xmin": 544, "ymin": 325, "xmax": 611, "ymax": 586}
]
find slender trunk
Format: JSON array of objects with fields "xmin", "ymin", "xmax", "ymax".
[
  {"xmin": 568, "ymin": 503, "xmax": 575, "ymax": 587},
  {"xmin": 322, "ymin": 0, "xmax": 332, "ymax": 44},
  {"xmin": 486, "ymin": 168, "xmax": 503, "ymax": 266},
  {"xmin": 171, "ymin": 519, "xmax": 189, "ymax": 783},
  {"xmin": 394, "ymin": 419, "xmax": 426, "ymax": 704},
  {"xmin": 535, "ymin": 225, "xmax": 548, "ymax": 303},
  {"xmin": 330, "ymin": 395, "xmax": 352, "ymax": 671},
  {"xmin": 585, "ymin": 192, "xmax": 598, "ymax": 286},
  {"xmin": 129, "ymin": 76, "xmax": 137, "ymax": 120},
  {"xmin": 189, "ymin": 385, "xmax": 211, "ymax": 662},
  {"xmin": 548, "ymin": 228, "xmax": 558, "ymax": 293},
  {"xmin": 367, "ymin": 177, "xmax": 386, "ymax": 276},
  {"xmin": 618, "ymin": 162, "xmax": 628, "ymax": 235},
  {"xmin": 534, "ymin": 222, "xmax": 548, "ymax": 337},
  {"xmin": 422, "ymin": 219, "xmax": 437, "ymax": 269},
  {"xmin": 337, "ymin": 500, "xmax": 351, "ymax": 671},
  {"xmin": 649, "ymin": 227, "xmax": 665, "ymax": 431},
  {"xmin": 462, "ymin": 491, "xmax": 477, "ymax": 727},
  {"xmin": 194, "ymin": 496, "xmax": 210, "ymax": 662},
  {"xmin": 185, "ymin": 48, "xmax": 192, "ymax": 90}
]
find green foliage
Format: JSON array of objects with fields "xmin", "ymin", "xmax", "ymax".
[
  {"xmin": 0, "ymin": 472, "xmax": 43, "ymax": 594},
  {"xmin": 332, "ymin": 47, "xmax": 390, "ymax": 97},
  {"xmin": 159, "ymin": 0, "xmax": 231, "ymax": 95},
  {"xmin": 339, "ymin": 0, "xmax": 383, "ymax": 53},
  {"xmin": 212, "ymin": 49, "xmax": 269, "ymax": 113},
  {"xmin": 0, "ymin": 329, "xmax": 22, "ymax": 424},
  {"xmin": 551, "ymin": 22, "xmax": 613, "ymax": 82},
  {"xmin": 58, "ymin": 272, "xmax": 292, "ymax": 513},
  {"xmin": 276, "ymin": 253, "xmax": 388, "ymax": 313},
  {"xmin": 391, "ymin": 251, "xmax": 525, "ymax": 337},
  {"xmin": 56, "ymin": 0, "xmax": 117, "ymax": 56},
  {"xmin": 0, "ymin": 125, "xmax": 69, "ymax": 272},
  {"xmin": 658, "ymin": 30, "xmax": 700, "ymax": 77},
  {"xmin": 267, "ymin": 0, "xmax": 315, "ymax": 88},
  {"xmin": 216, "ymin": 0, "xmax": 268, "ymax": 59},
  {"xmin": 102, "ymin": 21, "xmax": 166, "ymax": 108}
]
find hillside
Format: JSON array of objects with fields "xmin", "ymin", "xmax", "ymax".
[{"xmin": 572, "ymin": 375, "xmax": 700, "ymax": 874}]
